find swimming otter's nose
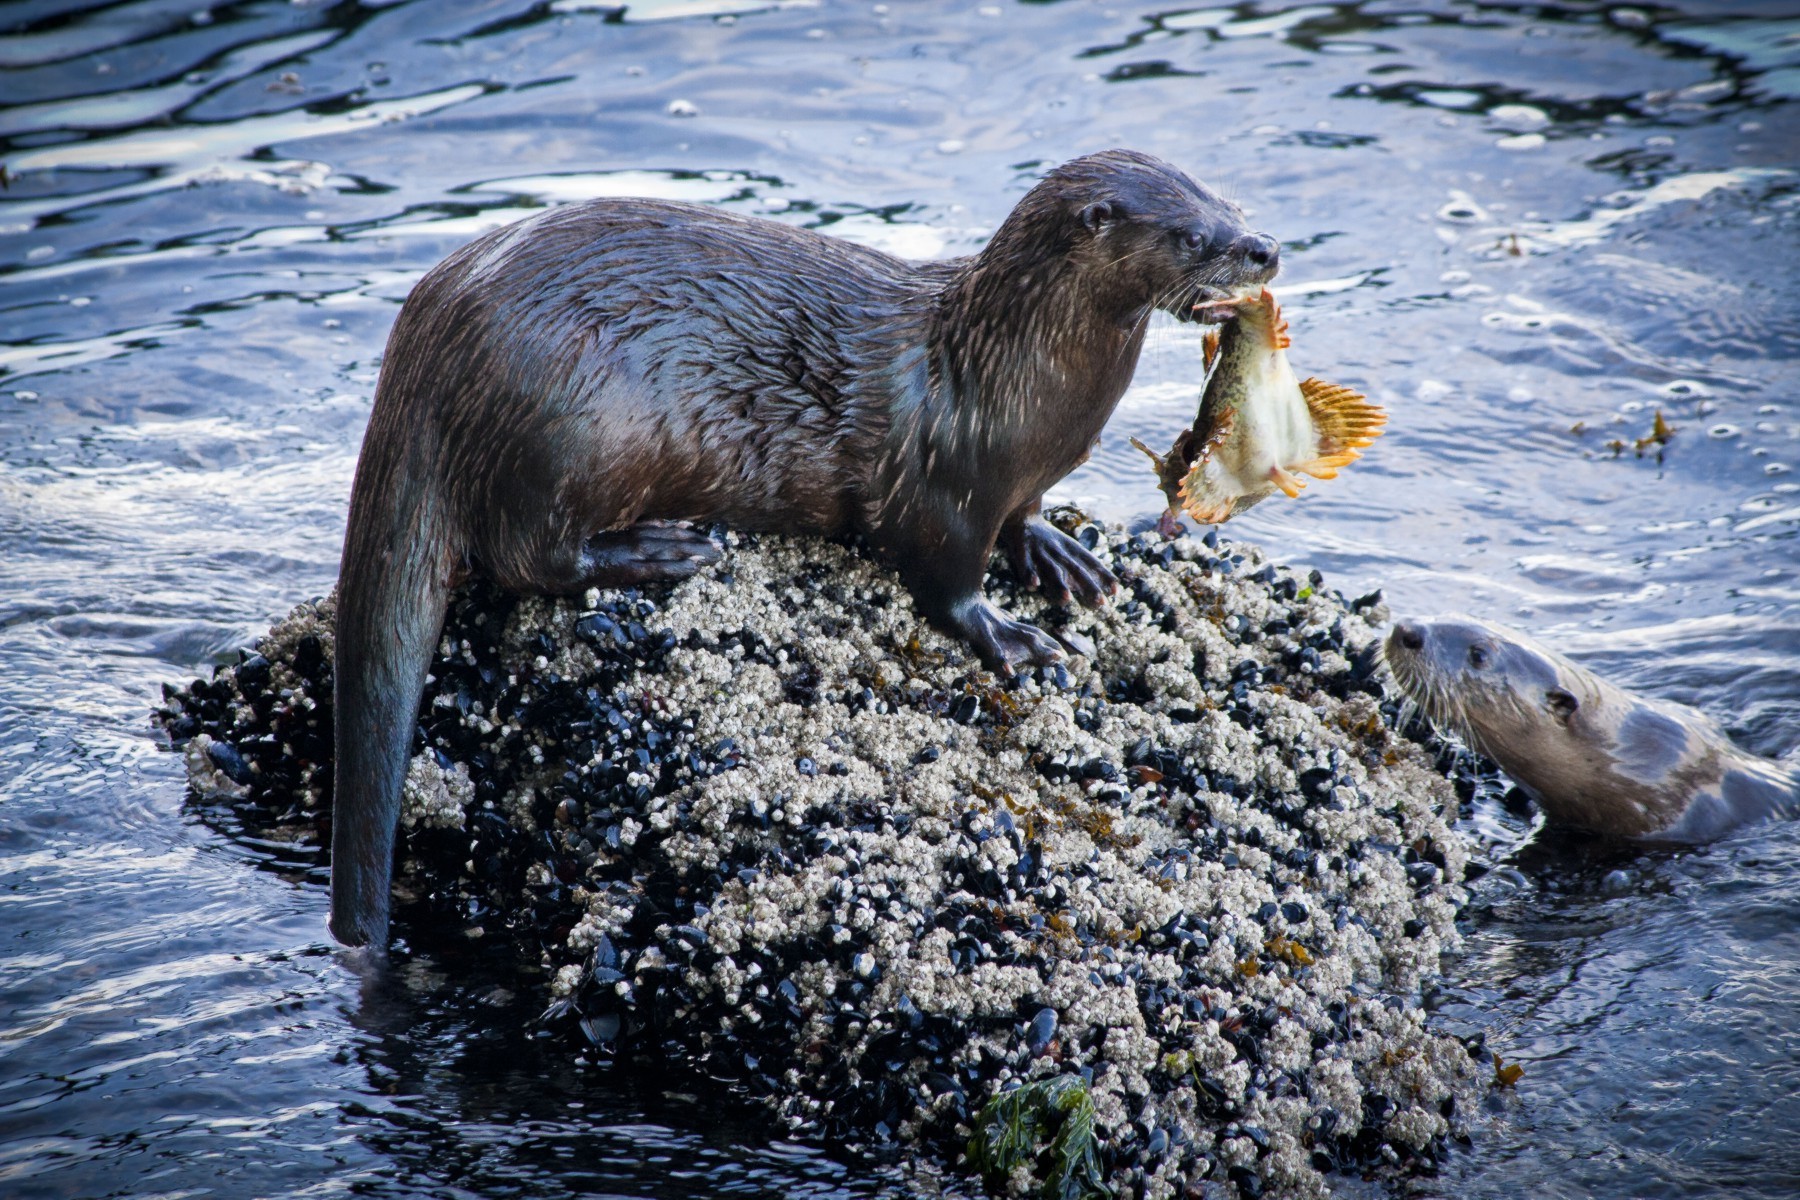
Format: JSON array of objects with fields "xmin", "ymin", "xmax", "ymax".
[
  {"xmin": 1234, "ymin": 232, "xmax": 1281, "ymax": 272},
  {"xmin": 1394, "ymin": 623, "xmax": 1425, "ymax": 652}
]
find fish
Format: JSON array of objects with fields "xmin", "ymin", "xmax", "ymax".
[{"xmin": 1132, "ymin": 288, "xmax": 1386, "ymax": 528}]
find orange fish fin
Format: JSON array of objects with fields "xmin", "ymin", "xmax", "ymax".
[
  {"xmin": 1260, "ymin": 287, "xmax": 1288, "ymax": 349},
  {"xmin": 1299, "ymin": 377, "xmax": 1387, "ymax": 454},
  {"xmin": 1181, "ymin": 496, "xmax": 1235, "ymax": 525},
  {"xmin": 1290, "ymin": 452, "xmax": 1360, "ymax": 476},
  {"xmin": 1202, "ymin": 329, "xmax": 1221, "ymax": 372},
  {"xmin": 1268, "ymin": 465, "xmax": 1307, "ymax": 498}
]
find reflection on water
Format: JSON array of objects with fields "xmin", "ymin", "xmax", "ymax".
[{"xmin": 2, "ymin": 1, "xmax": 1796, "ymax": 1197}]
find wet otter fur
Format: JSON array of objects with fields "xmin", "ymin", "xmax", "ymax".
[
  {"xmin": 332, "ymin": 149, "xmax": 1281, "ymax": 947},
  {"xmin": 1385, "ymin": 616, "xmax": 1797, "ymax": 842}
]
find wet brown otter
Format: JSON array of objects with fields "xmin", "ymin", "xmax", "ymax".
[
  {"xmin": 1384, "ymin": 616, "xmax": 1797, "ymax": 841},
  {"xmin": 332, "ymin": 149, "xmax": 1280, "ymax": 947}
]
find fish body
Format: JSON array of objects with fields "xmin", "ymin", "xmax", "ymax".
[{"xmin": 1133, "ymin": 288, "xmax": 1385, "ymax": 526}]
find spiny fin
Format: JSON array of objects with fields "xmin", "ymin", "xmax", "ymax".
[
  {"xmin": 1202, "ymin": 329, "xmax": 1221, "ymax": 372},
  {"xmin": 1256, "ymin": 287, "xmax": 1292, "ymax": 351},
  {"xmin": 1175, "ymin": 408, "xmax": 1238, "ymax": 521},
  {"xmin": 1129, "ymin": 436, "xmax": 1166, "ymax": 472},
  {"xmin": 1182, "ymin": 495, "xmax": 1236, "ymax": 525},
  {"xmin": 1133, "ymin": 430, "xmax": 1195, "ymax": 504},
  {"xmin": 1300, "ymin": 377, "xmax": 1387, "ymax": 455}
]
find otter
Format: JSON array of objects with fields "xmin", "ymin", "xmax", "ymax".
[
  {"xmin": 1384, "ymin": 616, "xmax": 1797, "ymax": 842},
  {"xmin": 330, "ymin": 149, "xmax": 1281, "ymax": 947}
]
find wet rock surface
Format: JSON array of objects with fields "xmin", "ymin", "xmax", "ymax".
[{"xmin": 158, "ymin": 514, "xmax": 1483, "ymax": 1200}]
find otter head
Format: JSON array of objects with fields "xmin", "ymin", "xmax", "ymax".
[
  {"xmin": 987, "ymin": 149, "xmax": 1280, "ymax": 318},
  {"xmin": 1384, "ymin": 617, "xmax": 1594, "ymax": 792}
]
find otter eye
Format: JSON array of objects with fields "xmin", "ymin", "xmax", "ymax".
[
  {"xmin": 1467, "ymin": 645, "xmax": 1490, "ymax": 670},
  {"xmin": 1546, "ymin": 688, "xmax": 1579, "ymax": 721}
]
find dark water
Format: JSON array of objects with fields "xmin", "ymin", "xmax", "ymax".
[{"xmin": 3, "ymin": 1, "xmax": 1797, "ymax": 1197}]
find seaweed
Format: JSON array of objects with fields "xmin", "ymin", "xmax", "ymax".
[{"xmin": 967, "ymin": 1074, "xmax": 1111, "ymax": 1200}]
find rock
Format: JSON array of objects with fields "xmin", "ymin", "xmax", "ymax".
[{"xmin": 157, "ymin": 523, "xmax": 1486, "ymax": 1199}]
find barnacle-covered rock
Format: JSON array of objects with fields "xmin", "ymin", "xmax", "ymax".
[{"xmin": 157, "ymin": 517, "xmax": 1487, "ymax": 1199}]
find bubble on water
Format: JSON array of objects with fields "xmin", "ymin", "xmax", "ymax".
[
  {"xmin": 1619, "ymin": 400, "xmax": 1644, "ymax": 413},
  {"xmin": 937, "ymin": 139, "xmax": 965, "ymax": 155},
  {"xmin": 1708, "ymin": 424, "xmax": 1741, "ymax": 439},
  {"xmin": 1417, "ymin": 89, "xmax": 1483, "ymax": 110},
  {"xmin": 1497, "ymin": 133, "xmax": 1546, "ymax": 151},
  {"xmin": 1490, "ymin": 104, "xmax": 1549, "ymax": 130},
  {"xmin": 666, "ymin": 99, "xmax": 699, "ymax": 117},
  {"xmin": 1765, "ymin": 463, "xmax": 1791, "ymax": 476}
]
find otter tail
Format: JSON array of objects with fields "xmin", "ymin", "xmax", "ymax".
[{"xmin": 330, "ymin": 410, "xmax": 455, "ymax": 949}]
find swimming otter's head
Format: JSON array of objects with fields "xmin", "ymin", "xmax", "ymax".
[
  {"xmin": 1382, "ymin": 615, "xmax": 1788, "ymax": 841},
  {"xmin": 980, "ymin": 149, "xmax": 1279, "ymax": 318},
  {"xmin": 1383, "ymin": 616, "xmax": 1595, "ymax": 774}
]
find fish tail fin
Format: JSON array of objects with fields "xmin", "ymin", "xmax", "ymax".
[
  {"xmin": 1202, "ymin": 329, "xmax": 1221, "ymax": 371},
  {"xmin": 1299, "ymin": 378, "xmax": 1387, "ymax": 456}
]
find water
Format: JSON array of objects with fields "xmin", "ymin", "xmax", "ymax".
[{"xmin": 2, "ymin": 1, "xmax": 1796, "ymax": 1196}]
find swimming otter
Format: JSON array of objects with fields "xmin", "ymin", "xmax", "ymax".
[
  {"xmin": 1384, "ymin": 616, "xmax": 1797, "ymax": 841},
  {"xmin": 331, "ymin": 149, "xmax": 1281, "ymax": 947}
]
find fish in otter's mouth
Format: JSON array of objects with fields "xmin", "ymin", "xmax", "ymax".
[{"xmin": 1133, "ymin": 288, "xmax": 1386, "ymax": 534}]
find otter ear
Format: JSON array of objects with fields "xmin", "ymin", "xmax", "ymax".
[
  {"xmin": 1079, "ymin": 201, "xmax": 1116, "ymax": 232},
  {"xmin": 1546, "ymin": 687, "xmax": 1579, "ymax": 723}
]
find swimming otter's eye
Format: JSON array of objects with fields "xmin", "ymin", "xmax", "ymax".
[{"xmin": 1468, "ymin": 645, "xmax": 1490, "ymax": 669}]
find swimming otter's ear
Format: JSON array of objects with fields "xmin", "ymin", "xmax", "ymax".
[
  {"xmin": 1546, "ymin": 687, "xmax": 1579, "ymax": 723},
  {"xmin": 1079, "ymin": 201, "xmax": 1117, "ymax": 232}
]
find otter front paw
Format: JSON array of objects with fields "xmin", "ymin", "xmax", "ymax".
[
  {"xmin": 1003, "ymin": 517, "xmax": 1119, "ymax": 607},
  {"xmin": 950, "ymin": 597, "xmax": 1066, "ymax": 676}
]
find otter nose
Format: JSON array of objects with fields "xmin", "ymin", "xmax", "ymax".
[
  {"xmin": 1235, "ymin": 232, "xmax": 1281, "ymax": 271},
  {"xmin": 1394, "ymin": 623, "xmax": 1425, "ymax": 652}
]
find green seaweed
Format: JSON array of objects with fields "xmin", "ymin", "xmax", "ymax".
[{"xmin": 967, "ymin": 1074, "xmax": 1111, "ymax": 1200}]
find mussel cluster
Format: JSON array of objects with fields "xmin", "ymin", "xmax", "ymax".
[{"xmin": 158, "ymin": 517, "xmax": 1487, "ymax": 1200}]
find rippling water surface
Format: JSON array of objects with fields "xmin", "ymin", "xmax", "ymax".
[{"xmin": 3, "ymin": 1, "xmax": 1796, "ymax": 1196}]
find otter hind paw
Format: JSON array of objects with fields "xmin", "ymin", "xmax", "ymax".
[{"xmin": 574, "ymin": 521, "xmax": 721, "ymax": 589}]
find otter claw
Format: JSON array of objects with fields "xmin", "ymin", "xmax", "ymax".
[
  {"xmin": 951, "ymin": 597, "xmax": 1065, "ymax": 675},
  {"xmin": 1005, "ymin": 518, "xmax": 1117, "ymax": 608}
]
